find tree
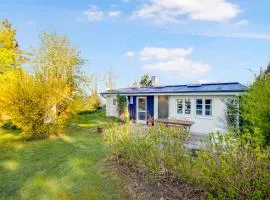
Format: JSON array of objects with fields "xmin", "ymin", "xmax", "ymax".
[
  {"xmin": 89, "ymin": 89, "xmax": 102, "ymax": 110},
  {"xmin": 104, "ymin": 68, "xmax": 116, "ymax": 90},
  {"xmin": 0, "ymin": 19, "xmax": 28, "ymax": 126},
  {"xmin": 0, "ymin": 23, "xmax": 89, "ymax": 137},
  {"xmin": 0, "ymin": 19, "xmax": 27, "ymax": 73},
  {"xmin": 242, "ymin": 64, "xmax": 270, "ymax": 145},
  {"xmin": 139, "ymin": 74, "xmax": 152, "ymax": 87},
  {"xmin": 31, "ymin": 32, "xmax": 85, "ymax": 123},
  {"xmin": 265, "ymin": 62, "xmax": 270, "ymax": 74}
]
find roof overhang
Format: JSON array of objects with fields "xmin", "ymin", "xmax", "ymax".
[{"xmin": 101, "ymin": 90, "xmax": 246, "ymax": 97}]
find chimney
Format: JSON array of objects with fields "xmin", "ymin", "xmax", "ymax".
[{"xmin": 151, "ymin": 76, "xmax": 158, "ymax": 86}]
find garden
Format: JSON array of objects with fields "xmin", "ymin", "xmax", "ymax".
[
  {"xmin": 1, "ymin": 19, "xmax": 270, "ymax": 200},
  {"xmin": 102, "ymin": 66, "xmax": 270, "ymax": 199}
]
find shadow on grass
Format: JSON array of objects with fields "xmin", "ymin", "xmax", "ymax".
[{"xmin": 0, "ymin": 111, "xmax": 124, "ymax": 200}]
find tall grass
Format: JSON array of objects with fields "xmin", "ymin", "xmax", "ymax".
[{"xmin": 104, "ymin": 124, "xmax": 270, "ymax": 199}]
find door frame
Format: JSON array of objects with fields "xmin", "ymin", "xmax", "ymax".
[
  {"xmin": 158, "ymin": 95, "xmax": 169, "ymax": 119},
  {"xmin": 136, "ymin": 96, "xmax": 147, "ymax": 124}
]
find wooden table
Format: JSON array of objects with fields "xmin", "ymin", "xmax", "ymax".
[{"xmin": 155, "ymin": 118, "xmax": 194, "ymax": 132}]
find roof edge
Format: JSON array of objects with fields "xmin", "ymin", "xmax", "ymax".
[{"xmin": 101, "ymin": 89, "xmax": 247, "ymax": 95}]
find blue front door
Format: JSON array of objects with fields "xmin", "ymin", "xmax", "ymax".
[{"xmin": 128, "ymin": 95, "xmax": 154, "ymax": 124}]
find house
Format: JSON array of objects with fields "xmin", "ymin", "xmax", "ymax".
[{"xmin": 101, "ymin": 82, "xmax": 247, "ymax": 135}]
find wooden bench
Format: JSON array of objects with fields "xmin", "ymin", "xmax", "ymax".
[{"xmin": 155, "ymin": 118, "xmax": 194, "ymax": 132}]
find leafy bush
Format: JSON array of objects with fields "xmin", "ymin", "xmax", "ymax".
[
  {"xmin": 0, "ymin": 70, "xmax": 57, "ymax": 137},
  {"xmin": 0, "ymin": 30, "xmax": 88, "ymax": 138},
  {"xmin": 104, "ymin": 125, "xmax": 270, "ymax": 199},
  {"xmin": 192, "ymin": 132, "xmax": 270, "ymax": 199},
  {"xmin": 116, "ymin": 95, "xmax": 129, "ymax": 122},
  {"xmin": 241, "ymin": 73, "xmax": 270, "ymax": 145},
  {"xmin": 104, "ymin": 124, "xmax": 189, "ymax": 179},
  {"xmin": 225, "ymin": 98, "xmax": 239, "ymax": 132},
  {"xmin": 1, "ymin": 120, "xmax": 19, "ymax": 130},
  {"xmin": 89, "ymin": 89, "xmax": 102, "ymax": 110}
]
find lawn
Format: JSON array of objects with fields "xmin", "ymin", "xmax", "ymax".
[{"xmin": 0, "ymin": 110, "xmax": 124, "ymax": 200}]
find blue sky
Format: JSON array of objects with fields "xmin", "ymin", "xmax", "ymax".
[{"xmin": 1, "ymin": 0, "xmax": 270, "ymax": 90}]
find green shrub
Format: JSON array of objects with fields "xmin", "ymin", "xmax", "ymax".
[
  {"xmin": 192, "ymin": 132, "xmax": 270, "ymax": 199},
  {"xmin": 116, "ymin": 95, "xmax": 129, "ymax": 122},
  {"xmin": 225, "ymin": 98, "xmax": 239, "ymax": 132},
  {"xmin": 241, "ymin": 73, "xmax": 270, "ymax": 145},
  {"xmin": 104, "ymin": 124, "xmax": 189, "ymax": 179},
  {"xmin": 104, "ymin": 125, "xmax": 270, "ymax": 199},
  {"xmin": 1, "ymin": 120, "xmax": 20, "ymax": 130}
]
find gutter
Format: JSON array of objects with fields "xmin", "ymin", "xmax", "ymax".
[{"xmin": 100, "ymin": 90, "xmax": 247, "ymax": 96}]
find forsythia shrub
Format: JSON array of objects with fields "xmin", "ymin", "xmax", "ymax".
[
  {"xmin": 89, "ymin": 89, "xmax": 102, "ymax": 111},
  {"xmin": 0, "ymin": 70, "xmax": 56, "ymax": 137}
]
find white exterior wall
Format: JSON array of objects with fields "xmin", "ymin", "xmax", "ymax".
[
  {"xmin": 105, "ymin": 95, "xmax": 119, "ymax": 117},
  {"xmin": 105, "ymin": 92, "xmax": 240, "ymax": 135},
  {"xmin": 154, "ymin": 96, "xmax": 159, "ymax": 120},
  {"xmin": 167, "ymin": 95, "xmax": 229, "ymax": 135}
]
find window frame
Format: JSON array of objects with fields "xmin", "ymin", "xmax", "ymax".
[
  {"xmin": 113, "ymin": 98, "xmax": 117, "ymax": 106},
  {"xmin": 185, "ymin": 99, "xmax": 191, "ymax": 115},
  {"xmin": 196, "ymin": 99, "xmax": 203, "ymax": 116},
  {"xmin": 176, "ymin": 98, "xmax": 191, "ymax": 115},
  {"xmin": 204, "ymin": 99, "xmax": 212, "ymax": 116},
  {"xmin": 196, "ymin": 98, "xmax": 213, "ymax": 117},
  {"xmin": 176, "ymin": 99, "xmax": 183, "ymax": 114}
]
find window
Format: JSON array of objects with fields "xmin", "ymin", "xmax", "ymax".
[
  {"xmin": 196, "ymin": 99, "xmax": 212, "ymax": 117},
  {"xmin": 205, "ymin": 99, "xmax": 212, "ymax": 116},
  {"xmin": 196, "ymin": 99, "xmax": 203, "ymax": 115},
  {"xmin": 129, "ymin": 96, "xmax": 133, "ymax": 104},
  {"xmin": 177, "ymin": 98, "xmax": 191, "ymax": 115},
  {"xmin": 185, "ymin": 99, "xmax": 191, "ymax": 114},
  {"xmin": 177, "ymin": 99, "xmax": 183, "ymax": 114},
  {"xmin": 113, "ymin": 98, "xmax": 116, "ymax": 106}
]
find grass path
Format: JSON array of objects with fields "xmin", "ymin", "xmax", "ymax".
[{"xmin": 0, "ymin": 110, "xmax": 124, "ymax": 200}]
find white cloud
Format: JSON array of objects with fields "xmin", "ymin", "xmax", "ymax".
[
  {"xmin": 108, "ymin": 10, "xmax": 121, "ymax": 17},
  {"xmin": 123, "ymin": 0, "xmax": 131, "ymax": 3},
  {"xmin": 131, "ymin": 0, "xmax": 241, "ymax": 24},
  {"xmin": 193, "ymin": 32, "xmax": 270, "ymax": 40},
  {"xmin": 230, "ymin": 20, "xmax": 249, "ymax": 28},
  {"xmin": 139, "ymin": 47, "xmax": 192, "ymax": 60},
  {"xmin": 143, "ymin": 58, "xmax": 211, "ymax": 77},
  {"xmin": 127, "ymin": 46, "xmax": 211, "ymax": 78},
  {"xmin": 167, "ymin": 29, "xmax": 270, "ymax": 40},
  {"xmin": 125, "ymin": 51, "xmax": 136, "ymax": 57},
  {"xmin": 83, "ymin": 5, "xmax": 104, "ymax": 21}
]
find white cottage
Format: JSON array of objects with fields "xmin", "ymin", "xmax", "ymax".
[{"xmin": 101, "ymin": 82, "xmax": 247, "ymax": 135}]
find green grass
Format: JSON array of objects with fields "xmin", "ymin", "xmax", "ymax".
[{"xmin": 0, "ymin": 110, "xmax": 124, "ymax": 200}]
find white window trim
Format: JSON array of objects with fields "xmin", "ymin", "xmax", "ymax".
[
  {"xmin": 196, "ymin": 98, "xmax": 213, "ymax": 118},
  {"xmin": 204, "ymin": 99, "xmax": 212, "ymax": 117},
  {"xmin": 176, "ymin": 98, "xmax": 191, "ymax": 116},
  {"xmin": 136, "ymin": 97, "xmax": 147, "ymax": 124}
]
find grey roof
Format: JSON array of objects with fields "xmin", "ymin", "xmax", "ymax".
[{"xmin": 102, "ymin": 82, "xmax": 247, "ymax": 95}]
